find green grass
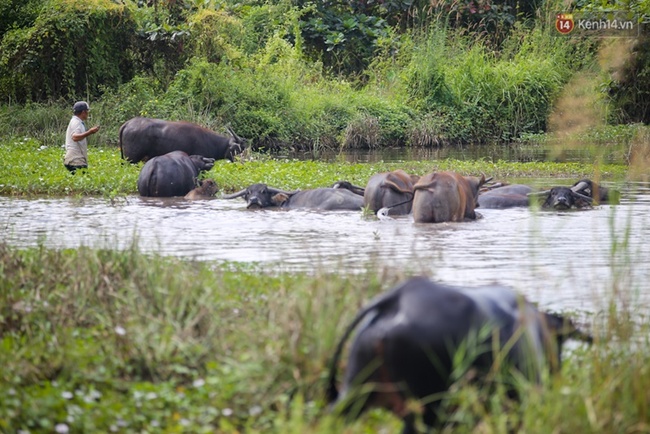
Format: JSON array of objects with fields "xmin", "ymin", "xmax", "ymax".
[
  {"xmin": 0, "ymin": 138, "xmax": 629, "ymax": 197},
  {"xmin": 0, "ymin": 243, "xmax": 649, "ymax": 433}
]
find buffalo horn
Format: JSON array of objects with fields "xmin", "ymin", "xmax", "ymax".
[
  {"xmin": 222, "ymin": 188, "xmax": 249, "ymax": 199},
  {"xmin": 226, "ymin": 125, "xmax": 244, "ymax": 142},
  {"xmin": 572, "ymin": 191, "xmax": 594, "ymax": 202},
  {"xmin": 571, "ymin": 181, "xmax": 590, "ymax": 193}
]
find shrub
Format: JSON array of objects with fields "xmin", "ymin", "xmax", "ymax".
[{"xmin": 0, "ymin": 0, "xmax": 136, "ymax": 103}]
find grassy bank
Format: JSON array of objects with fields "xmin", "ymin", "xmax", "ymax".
[
  {"xmin": 0, "ymin": 138, "xmax": 630, "ymax": 197},
  {"xmin": 1, "ymin": 243, "xmax": 649, "ymax": 433}
]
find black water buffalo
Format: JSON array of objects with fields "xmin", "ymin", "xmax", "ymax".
[
  {"xmin": 540, "ymin": 186, "xmax": 593, "ymax": 210},
  {"xmin": 137, "ymin": 151, "xmax": 215, "ymax": 197},
  {"xmin": 571, "ymin": 179, "xmax": 611, "ymax": 204},
  {"xmin": 223, "ymin": 183, "xmax": 364, "ymax": 211},
  {"xmin": 412, "ymin": 172, "xmax": 489, "ymax": 223},
  {"xmin": 184, "ymin": 179, "xmax": 219, "ymax": 200},
  {"xmin": 478, "ymin": 184, "xmax": 534, "ymax": 209},
  {"xmin": 119, "ymin": 117, "xmax": 246, "ymax": 163},
  {"xmin": 327, "ymin": 276, "xmax": 591, "ymax": 434},
  {"xmin": 364, "ymin": 170, "xmax": 419, "ymax": 216}
]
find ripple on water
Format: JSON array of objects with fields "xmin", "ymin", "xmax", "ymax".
[{"xmin": 1, "ymin": 184, "xmax": 650, "ymax": 313}]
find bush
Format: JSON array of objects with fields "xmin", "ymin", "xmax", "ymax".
[{"xmin": 0, "ymin": 0, "xmax": 136, "ymax": 103}]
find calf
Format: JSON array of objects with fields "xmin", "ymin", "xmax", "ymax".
[
  {"xmin": 184, "ymin": 179, "xmax": 219, "ymax": 200},
  {"xmin": 327, "ymin": 277, "xmax": 591, "ymax": 433}
]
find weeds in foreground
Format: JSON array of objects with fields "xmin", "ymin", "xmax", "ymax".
[{"xmin": 1, "ymin": 243, "xmax": 649, "ymax": 433}]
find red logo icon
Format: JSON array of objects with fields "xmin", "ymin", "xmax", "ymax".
[{"xmin": 556, "ymin": 14, "xmax": 575, "ymax": 34}]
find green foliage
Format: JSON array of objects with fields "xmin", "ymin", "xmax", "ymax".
[
  {"xmin": 0, "ymin": 137, "xmax": 629, "ymax": 197},
  {"xmin": 1, "ymin": 243, "xmax": 650, "ymax": 432},
  {"xmin": 0, "ymin": 0, "xmax": 136, "ymax": 103},
  {"xmin": 606, "ymin": 33, "xmax": 650, "ymax": 124},
  {"xmin": 0, "ymin": 0, "xmax": 43, "ymax": 34}
]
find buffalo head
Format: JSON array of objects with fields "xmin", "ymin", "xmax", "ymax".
[
  {"xmin": 224, "ymin": 126, "xmax": 247, "ymax": 162},
  {"xmin": 542, "ymin": 187, "xmax": 593, "ymax": 210},
  {"xmin": 223, "ymin": 183, "xmax": 296, "ymax": 209}
]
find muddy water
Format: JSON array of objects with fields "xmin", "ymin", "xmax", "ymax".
[{"xmin": 2, "ymin": 184, "xmax": 650, "ymax": 312}]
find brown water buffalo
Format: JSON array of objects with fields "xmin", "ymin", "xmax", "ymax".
[
  {"xmin": 184, "ymin": 179, "xmax": 219, "ymax": 200},
  {"xmin": 478, "ymin": 184, "xmax": 534, "ymax": 209},
  {"xmin": 120, "ymin": 117, "xmax": 246, "ymax": 163},
  {"xmin": 412, "ymin": 172, "xmax": 489, "ymax": 223},
  {"xmin": 223, "ymin": 183, "xmax": 364, "ymax": 211},
  {"xmin": 327, "ymin": 276, "xmax": 592, "ymax": 434},
  {"xmin": 137, "ymin": 151, "xmax": 215, "ymax": 197},
  {"xmin": 364, "ymin": 170, "xmax": 419, "ymax": 216}
]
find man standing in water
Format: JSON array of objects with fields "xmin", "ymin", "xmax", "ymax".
[{"xmin": 64, "ymin": 101, "xmax": 100, "ymax": 173}]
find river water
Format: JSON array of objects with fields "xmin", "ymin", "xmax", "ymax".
[{"xmin": 2, "ymin": 182, "xmax": 649, "ymax": 314}]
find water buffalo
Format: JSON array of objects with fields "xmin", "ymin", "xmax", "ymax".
[
  {"xmin": 364, "ymin": 170, "xmax": 419, "ymax": 216},
  {"xmin": 571, "ymin": 179, "xmax": 611, "ymax": 204},
  {"xmin": 184, "ymin": 179, "xmax": 219, "ymax": 200},
  {"xmin": 327, "ymin": 276, "xmax": 592, "ymax": 433},
  {"xmin": 119, "ymin": 117, "xmax": 246, "ymax": 163},
  {"xmin": 137, "ymin": 151, "xmax": 215, "ymax": 197},
  {"xmin": 223, "ymin": 183, "xmax": 364, "ymax": 211},
  {"xmin": 478, "ymin": 184, "xmax": 534, "ymax": 209},
  {"xmin": 540, "ymin": 186, "xmax": 593, "ymax": 210},
  {"xmin": 412, "ymin": 172, "xmax": 489, "ymax": 223}
]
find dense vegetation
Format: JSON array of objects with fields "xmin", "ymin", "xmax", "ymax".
[{"xmin": 0, "ymin": 0, "xmax": 647, "ymax": 150}]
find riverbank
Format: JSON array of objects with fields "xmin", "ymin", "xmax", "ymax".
[
  {"xmin": 0, "ymin": 243, "xmax": 648, "ymax": 433},
  {"xmin": 0, "ymin": 137, "xmax": 632, "ymax": 197}
]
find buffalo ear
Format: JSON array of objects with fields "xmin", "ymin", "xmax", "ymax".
[{"xmin": 271, "ymin": 193, "xmax": 289, "ymax": 206}]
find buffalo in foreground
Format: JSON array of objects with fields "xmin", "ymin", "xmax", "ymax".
[
  {"xmin": 327, "ymin": 276, "xmax": 592, "ymax": 434},
  {"xmin": 137, "ymin": 151, "xmax": 214, "ymax": 197},
  {"xmin": 412, "ymin": 172, "xmax": 489, "ymax": 223},
  {"xmin": 364, "ymin": 170, "xmax": 420, "ymax": 216},
  {"xmin": 120, "ymin": 117, "xmax": 246, "ymax": 163},
  {"xmin": 184, "ymin": 179, "xmax": 219, "ymax": 200},
  {"xmin": 223, "ymin": 183, "xmax": 364, "ymax": 211}
]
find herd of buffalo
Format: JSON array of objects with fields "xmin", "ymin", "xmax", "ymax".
[{"xmin": 120, "ymin": 117, "xmax": 598, "ymax": 432}]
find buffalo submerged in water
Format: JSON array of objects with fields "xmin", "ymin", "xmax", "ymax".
[
  {"xmin": 137, "ymin": 151, "xmax": 215, "ymax": 197},
  {"xmin": 411, "ymin": 171, "xmax": 489, "ymax": 223},
  {"xmin": 119, "ymin": 117, "xmax": 246, "ymax": 163},
  {"xmin": 223, "ymin": 183, "xmax": 364, "ymax": 211},
  {"xmin": 363, "ymin": 169, "xmax": 420, "ymax": 216},
  {"xmin": 327, "ymin": 276, "xmax": 592, "ymax": 434}
]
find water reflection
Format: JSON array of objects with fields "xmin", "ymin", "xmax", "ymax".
[
  {"xmin": 2, "ymin": 183, "xmax": 650, "ymax": 314},
  {"xmin": 278, "ymin": 143, "xmax": 627, "ymax": 164}
]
